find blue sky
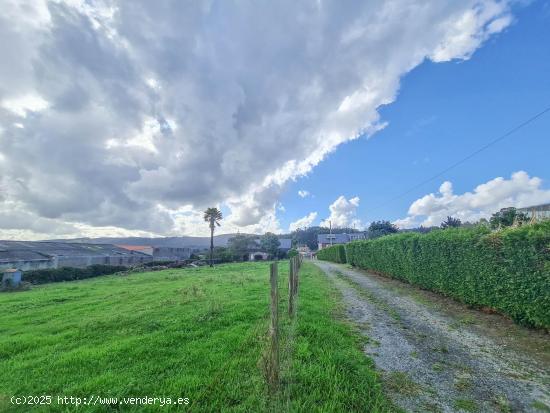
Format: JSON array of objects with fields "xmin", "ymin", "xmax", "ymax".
[
  {"xmin": 280, "ymin": 0, "xmax": 550, "ymax": 231},
  {"xmin": 1, "ymin": 0, "xmax": 549, "ymax": 239}
]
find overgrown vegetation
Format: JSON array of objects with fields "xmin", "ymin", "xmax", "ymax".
[
  {"xmin": 489, "ymin": 207, "xmax": 529, "ymax": 229},
  {"xmin": 260, "ymin": 232, "xmax": 281, "ymax": 257},
  {"xmin": 319, "ymin": 221, "xmax": 550, "ymax": 329},
  {"xmin": 345, "ymin": 221, "xmax": 550, "ymax": 329},
  {"xmin": 287, "ymin": 248, "xmax": 298, "ymax": 258},
  {"xmin": 23, "ymin": 264, "xmax": 126, "ymax": 284},
  {"xmin": 0, "ymin": 262, "xmax": 393, "ymax": 412},
  {"xmin": 316, "ymin": 244, "xmax": 347, "ymax": 263},
  {"xmin": 367, "ymin": 220, "xmax": 399, "ymax": 239}
]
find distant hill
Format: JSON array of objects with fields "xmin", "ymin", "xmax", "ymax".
[{"xmin": 47, "ymin": 234, "xmax": 248, "ymax": 249}]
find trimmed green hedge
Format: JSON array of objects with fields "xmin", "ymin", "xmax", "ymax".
[
  {"xmin": 24, "ymin": 265, "xmax": 126, "ymax": 284},
  {"xmin": 317, "ymin": 244, "xmax": 347, "ymax": 263},
  {"xmin": 344, "ymin": 222, "xmax": 550, "ymax": 329}
]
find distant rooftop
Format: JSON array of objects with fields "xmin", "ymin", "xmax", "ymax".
[
  {"xmin": 278, "ymin": 238, "xmax": 292, "ymax": 249},
  {"xmin": 317, "ymin": 233, "xmax": 365, "ymax": 244},
  {"xmin": 251, "ymin": 238, "xmax": 292, "ymax": 250},
  {"xmin": 116, "ymin": 244, "xmax": 153, "ymax": 252},
  {"xmin": 0, "ymin": 240, "xmax": 150, "ymax": 261},
  {"xmin": 517, "ymin": 203, "xmax": 550, "ymax": 212}
]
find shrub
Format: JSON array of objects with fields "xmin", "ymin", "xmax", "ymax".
[
  {"xmin": 0, "ymin": 281, "xmax": 31, "ymax": 292},
  {"xmin": 367, "ymin": 220, "xmax": 398, "ymax": 239},
  {"xmin": 287, "ymin": 248, "xmax": 298, "ymax": 258},
  {"xmin": 142, "ymin": 260, "xmax": 177, "ymax": 267},
  {"xmin": 490, "ymin": 207, "xmax": 529, "ymax": 229},
  {"xmin": 345, "ymin": 221, "xmax": 550, "ymax": 329},
  {"xmin": 317, "ymin": 244, "xmax": 347, "ymax": 264},
  {"xmin": 24, "ymin": 265, "xmax": 126, "ymax": 284}
]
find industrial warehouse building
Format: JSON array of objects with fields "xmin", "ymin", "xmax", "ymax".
[
  {"xmin": 116, "ymin": 245, "xmax": 192, "ymax": 261},
  {"xmin": 516, "ymin": 203, "xmax": 550, "ymax": 220},
  {"xmin": 0, "ymin": 241, "xmax": 152, "ymax": 271}
]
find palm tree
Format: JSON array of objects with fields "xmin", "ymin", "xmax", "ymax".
[
  {"xmin": 204, "ymin": 207, "xmax": 223, "ymax": 267},
  {"xmin": 440, "ymin": 216, "xmax": 462, "ymax": 229}
]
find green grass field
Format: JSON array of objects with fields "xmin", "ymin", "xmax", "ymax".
[{"xmin": 0, "ymin": 262, "xmax": 394, "ymax": 412}]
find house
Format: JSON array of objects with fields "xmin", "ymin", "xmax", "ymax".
[
  {"xmin": 0, "ymin": 241, "xmax": 152, "ymax": 271},
  {"xmin": 317, "ymin": 233, "xmax": 366, "ymax": 250},
  {"xmin": 297, "ymin": 245, "xmax": 311, "ymax": 254},
  {"xmin": 297, "ymin": 245, "xmax": 313, "ymax": 259},
  {"xmin": 249, "ymin": 251, "xmax": 269, "ymax": 261},
  {"xmin": 278, "ymin": 238, "xmax": 292, "ymax": 254}
]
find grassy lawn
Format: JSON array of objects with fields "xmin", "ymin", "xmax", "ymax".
[{"xmin": 0, "ymin": 262, "xmax": 393, "ymax": 412}]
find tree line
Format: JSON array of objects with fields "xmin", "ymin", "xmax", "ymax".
[{"xmin": 202, "ymin": 206, "xmax": 531, "ymax": 264}]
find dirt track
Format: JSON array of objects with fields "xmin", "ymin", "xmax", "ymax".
[{"xmin": 313, "ymin": 261, "xmax": 550, "ymax": 413}]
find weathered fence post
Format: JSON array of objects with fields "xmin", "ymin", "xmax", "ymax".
[
  {"xmin": 269, "ymin": 262, "xmax": 279, "ymax": 392},
  {"xmin": 288, "ymin": 255, "xmax": 302, "ymax": 317},
  {"xmin": 295, "ymin": 256, "xmax": 300, "ymax": 294},
  {"xmin": 296, "ymin": 256, "xmax": 300, "ymax": 292},
  {"xmin": 288, "ymin": 258, "xmax": 294, "ymax": 317}
]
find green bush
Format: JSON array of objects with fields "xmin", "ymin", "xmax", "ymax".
[
  {"xmin": 346, "ymin": 222, "xmax": 550, "ymax": 329},
  {"xmin": 287, "ymin": 248, "xmax": 299, "ymax": 258},
  {"xmin": 317, "ymin": 244, "xmax": 347, "ymax": 263},
  {"xmin": 24, "ymin": 265, "xmax": 126, "ymax": 284}
]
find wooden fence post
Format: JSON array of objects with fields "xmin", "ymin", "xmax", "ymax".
[
  {"xmin": 269, "ymin": 262, "xmax": 279, "ymax": 392},
  {"xmin": 295, "ymin": 256, "xmax": 299, "ymax": 294},
  {"xmin": 288, "ymin": 255, "xmax": 302, "ymax": 318},
  {"xmin": 288, "ymin": 258, "xmax": 294, "ymax": 317},
  {"xmin": 292, "ymin": 256, "xmax": 300, "ymax": 297}
]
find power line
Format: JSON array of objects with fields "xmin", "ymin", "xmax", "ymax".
[{"xmin": 368, "ymin": 105, "xmax": 550, "ymax": 215}]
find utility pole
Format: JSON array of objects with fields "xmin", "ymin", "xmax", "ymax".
[{"xmin": 329, "ymin": 220, "xmax": 333, "ymax": 246}]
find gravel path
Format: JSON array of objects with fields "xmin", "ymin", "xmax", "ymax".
[{"xmin": 313, "ymin": 260, "xmax": 550, "ymax": 413}]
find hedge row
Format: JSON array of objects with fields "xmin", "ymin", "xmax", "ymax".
[
  {"xmin": 317, "ymin": 244, "xmax": 347, "ymax": 263},
  {"xmin": 24, "ymin": 265, "xmax": 126, "ymax": 284},
  {"xmin": 341, "ymin": 222, "xmax": 550, "ymax": 329}
]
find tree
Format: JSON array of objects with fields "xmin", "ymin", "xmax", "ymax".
[
  {"xmin": 287, "ymin": 248, "xmax": 298, "ymax": 258},
  {"xmin": 203, "ymin": 207, "xmax": 223, "ymax": 267},
  {"xmin": 227, "ymin": 234, "xmax": 257, "ymax": 261},
  {"xmin": 260, "ymin": 232, "xmax": 280, "ymax": 258},
  {"xmin": 489, "ymin": 208, "xmax": 528, "ymax": 229},
  {"xmin": 291, "ymin": 226, "xmax": 362, "ymax": 251},
  {"xmin": 211, "ymin": 246, "xmax": 234, "ymax": 263},
  {"xmin": 292, "ymin": 227, "xmax": 320, "ymax": 251},
  {"xmin": 440, "ymin": 216, "xmax": 462, "ymax": 229},
  {"xmin": 367, "ymin": 220, "xmax": 398, "ymax": 239},
  {"xmin": 415, "ymin": 225, "xmax": 433, "ymax": 234}
]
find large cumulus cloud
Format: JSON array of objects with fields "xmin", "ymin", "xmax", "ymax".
[
  {"xmin": 394, "ymin": 171, "xmax": 550, "ymax": 228},
  {"xmin": 320, "ymin": 196, "xmax": 361, "ymax": 228},
  {"xmin": 0, "ymin": 0, "xmax": 512, "ymax": 238}
]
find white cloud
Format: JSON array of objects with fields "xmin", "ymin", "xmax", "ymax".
[
  {"xmin": 429, "ymin": 3, "xmax": 512, "ymax": 62},
  {"xmin": 1, "ymin": 93, "xmax": 49, "ymax": 117},
  {"xmin": 0, "ymin": 0, "xmax": 513, "ymax": 238},
  {"xmin": 298, "ymin": 190, "xmax": 311, "ymax": 198},
  {"xmin": 394, "ymin": 171, "xmax": 550, "ymax": 228},
  {"xmin": 171, "ymin": 206, "xmax": 282, "ymax": 237},
  {"xmin": 321, "ymin": 196, "xmax": 362, "ymax": 228},
  {"xmin": 289, "ymin": 212, "xmax": 318, "ymax": 232}
]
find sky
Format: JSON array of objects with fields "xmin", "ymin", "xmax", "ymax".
[{"xmin": 0, "ymin": 0, "xmax": 549, "ymax": 239}]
